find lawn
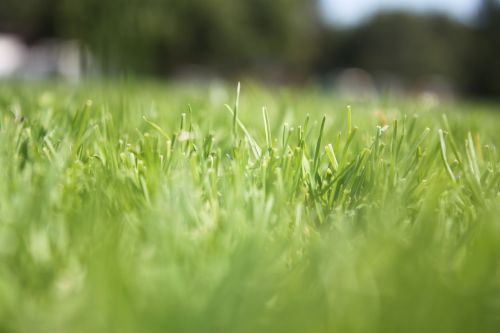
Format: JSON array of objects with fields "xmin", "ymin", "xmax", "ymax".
[{"xmin": 0, "ymin": 81, "xmax": 499, "ymax": 333}]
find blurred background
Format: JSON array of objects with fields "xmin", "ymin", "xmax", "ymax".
[{"xmin": 0, "ymin": 0, "xmax": 499, "ymax": 100}]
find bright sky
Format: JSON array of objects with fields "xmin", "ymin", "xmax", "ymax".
[{"xmin": 319, "ymin": 0, "xmax": 482, "ymax": 26}]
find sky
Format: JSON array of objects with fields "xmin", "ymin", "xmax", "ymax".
[{"xmin": 319, "ymin": 0, "xmax": 482, "ymax": 26}]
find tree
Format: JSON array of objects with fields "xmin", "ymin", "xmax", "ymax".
[
  {"xmin": 332, "ymin": 12, "xmax": 469, "ymax": 82},
  {"xmin": 56, "ymin": 0, "xmax": 320, "ymax": 75},
  {"xmin": 463, "ymin": 0, "xmax": 500, "ymax": 97}
]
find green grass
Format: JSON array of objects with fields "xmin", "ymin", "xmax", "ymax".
[{"xmin": 0, "ymin": 81, "xmax": 499, "ymax": 333}]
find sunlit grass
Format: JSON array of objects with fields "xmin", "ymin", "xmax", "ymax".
[{"xmin": 0, "ymin": 81, "xmax": 499, "ymax": 333}]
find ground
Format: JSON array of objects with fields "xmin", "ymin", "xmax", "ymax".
[{"xmin": 0, "ymin": 81, "xmax": 499, "ymax": 333}]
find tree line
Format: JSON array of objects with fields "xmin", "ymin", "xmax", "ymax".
[{"xmin": 1, "ymin": 0, "xmax": 499, "ymax": 98}]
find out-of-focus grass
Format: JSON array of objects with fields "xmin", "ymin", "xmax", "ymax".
[{"xmin": 0, "ymin": 81, "xmax": 499, "ymax": 333}]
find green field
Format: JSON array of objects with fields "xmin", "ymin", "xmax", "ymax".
[{"xmin": 0, "ymin": 81, "xmax": 499, "ymax": 333}]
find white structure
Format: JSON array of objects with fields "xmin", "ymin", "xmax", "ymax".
[
  {"xmin": 0, "ymin": 34, "xmax": 94, "ymax": 81},
  {"xmin": 0, "ymin": 34, "xmax": 26, "ymax": 77}
]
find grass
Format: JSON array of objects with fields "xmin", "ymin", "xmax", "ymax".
[{"xmin": 0, "ymin": 80, "xmax": 499, "ymax": 333}]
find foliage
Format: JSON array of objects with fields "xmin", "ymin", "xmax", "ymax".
[
  {"xmin": 319, "ymin": 13, "xmax": 471, "ymax": 82},
  {"xmin": 0, "ymin": 81, "xmax": 499, "ymax": 332},
  {"xmin": 56, "ymin": 0, "xmax": 318, "ymax": 74},
  {"xmin": 463, "ymin": 0, "xmax": 500, "ymax": 97}
]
